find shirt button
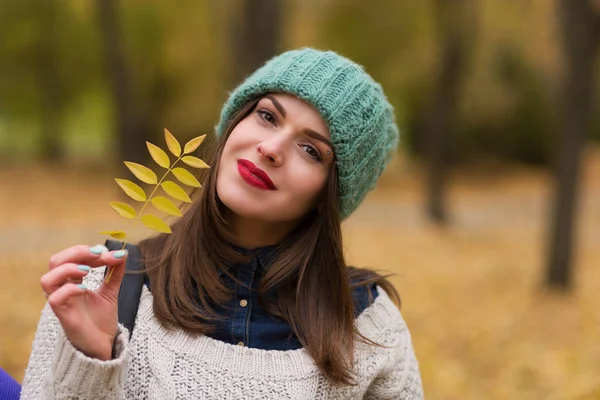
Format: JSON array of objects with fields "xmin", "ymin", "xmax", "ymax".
[
  {"xmin": 239, "ymin": 299, "xmax": 248, "ymax": 307},
  {"xmin": 237, "ymin": 341, "xmax": 245, "ymax": 346}
]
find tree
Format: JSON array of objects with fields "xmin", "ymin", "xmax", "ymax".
[
  {"xmin": 230, "ymin": 0, "xmax": 282, "ymax": 84},
  {"xmin": 545, "ymin": 0, "xmax": 600, "ymax": 289},
  {"xmin": 36, "ymin": 0, "xmax": 63, "ymax": 162},
  {"xmin": 96, "ymin": 0, "xmax": 144, "ymax": 165},
  {"xmin": 423, "ymin": 0, "xmax": 476, "ymax": 223}
]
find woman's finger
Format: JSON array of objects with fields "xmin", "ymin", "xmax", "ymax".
[
  {"xmin": 97, "ymin": 250, "xmax": 128, "ymax": 297},
  {"xmin": 40, "ymin": 263, "xmax": 91, "ymax": 296},
  {"xmin": 47, "ymin": 282, "xmax": 88, "ymax": 309},
  {"xmin": 48, "ymin": 244, "xmax": 110, "ymax": 271}
]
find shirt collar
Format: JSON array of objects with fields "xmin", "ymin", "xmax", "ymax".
[
  {"xmin": 217, "ymin": 243, "xmax": 279, "ymax": 276},
  {"xmin": 252, "ymin": 244, "xmax": 279, "ymax": 269}
]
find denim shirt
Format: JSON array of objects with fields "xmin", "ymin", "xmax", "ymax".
[{"xmin": 144, "ymin": 246, "xmax": 378, "ymax": 351}]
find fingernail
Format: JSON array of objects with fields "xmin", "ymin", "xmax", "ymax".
[
  {"xmin": 113, "ymin": 250, "xmax": 127, "ymax": 259},
  {"xmin": 77, "ymin": 284, "xmax": 87, "ymax": 290},
  {"xmin": 90, "ymin": 245, "xmax": 109, "ymax": 255},
  {"xmin": 77, "ymin": 265, "xmax": 91, "ymax": 272}
]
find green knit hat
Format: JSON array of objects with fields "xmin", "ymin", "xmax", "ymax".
[{"xmin": 216, "ymin": 48, "xmax": 399, "ymax": 219}]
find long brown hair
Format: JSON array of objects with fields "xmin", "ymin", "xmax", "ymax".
[{"xmin": 137, "ymin": 95, "xmax": 401, "ymax": 385}]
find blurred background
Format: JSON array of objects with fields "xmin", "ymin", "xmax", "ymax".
[{"xmin": 1, "ymin": 0, "xmax": 599, "ymax": 399}]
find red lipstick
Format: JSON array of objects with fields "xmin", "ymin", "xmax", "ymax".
[{"xmin": 237, "ymin": 159, "xmax": 277, "ymax": 190}]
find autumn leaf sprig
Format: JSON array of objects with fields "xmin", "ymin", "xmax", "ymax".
[{"xmin": 101, "ymin": 128, "xmax": 209, "ymax": 283}]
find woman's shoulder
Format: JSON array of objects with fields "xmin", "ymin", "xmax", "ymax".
[
  {"xmin": 354, "ymin": 287, "xmax": 408, "ymax": 344},
  {"xmin": 350, "ymin": 278, "xmax": 379, "ymax": 317}
]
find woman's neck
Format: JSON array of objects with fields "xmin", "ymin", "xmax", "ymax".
[{"xmin": 226, "ymin": 212, "xmax": 296, "ymax": 249}]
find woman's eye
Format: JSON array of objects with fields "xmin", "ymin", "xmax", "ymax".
[
  {"xmin": 257, "ymin": 109, "xmax": 277, "ymax": 125},
  {"xmin": 301, "ymin": 144, "xmax": 322, "ymax": 162}
]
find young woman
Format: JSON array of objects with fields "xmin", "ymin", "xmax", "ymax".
[{"xmin": 21, "ymin": 48, "xmax": 424, "ymax": 399}]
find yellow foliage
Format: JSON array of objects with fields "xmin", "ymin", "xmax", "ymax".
[
  {"xmin": 141, "ymin": 214, "xmax": 172, "ymax": 234},
  {"xmin": 102, "ymin": 129, "xmax": 208, "ymax": 282},
  {"xmin": 114, "ymin": 179, "xmax": 146, "ymax": 202},
  {"xmin": 182, "ymin": 155, "xmax": 210, "ymax": 169},
  {"xmin": 124, "ymin": 161, "xmax": 158, "ymax": 185},
  {"xmin": 146, "ymin": 141, "xmax": 171, "ymax": 169},
  {"xmin": 161, "ymin": 180, "xmax": 192, "ymax": 203},
  {"xmin": 171, "ymin": 167, "xmax": 201, "ymax": 188},
  {"xmin": 108, "ymin": 201, "xmax": 137, "ymax": 219},
  {"xmin": 98, "ymin": 230, "xmax": 127, "ymax": 240},
  {"xmin": 151, "ymin": 196, "xmax": 183, "ymax": 217},
  {"xmin": 164, "ymin": 128, "xmax": 182, "ymax": 157},
  {"xmin": 183, "ymin": 134, "xmax": 206, "ymax": 155},
  {"xmin": 2, "ymin": 147, "xmax": 600, "ymax": 400}
]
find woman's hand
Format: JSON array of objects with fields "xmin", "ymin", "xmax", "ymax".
[{"xmin": 40, "ymin": 244, "xmax": 128, "ymax": 361}]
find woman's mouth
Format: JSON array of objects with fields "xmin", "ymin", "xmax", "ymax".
[{"xmin": 237, "ymin": 159, "xmax": 277, "ymax": 191}]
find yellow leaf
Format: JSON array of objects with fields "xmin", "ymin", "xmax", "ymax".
[
  {"xmin": 115, "ymin": 178, "xmax": 146, "ymax": 202},
  {"xmin": 141, "ymin": 214, "xmax": 172, "ymax": 233},
  {"xmin": 146, "ymin": 141, "xmax": 170, "ymax": 169},
  {"xmin": 161, "ymin": 180, "xmax": 192, "ymax": 203},
  {"xmin": 164, "ymin": 128, "xmax": 181, "ymax": 157},
  {"xmin": 99, "ymin": 230, "xmax": 128, "ymax": 240},
  {"xmin": 171, "ymin": 167, "xmax": 201, "ymax": 188},
  {"xmin": 151, "ymin": 196, "xmax": 183, "ymax": 216},
  {"xmin": 124, "ymin": 161, "xmax": 157, "ymax": 184},
  {"xmin": 109, "ymin": 201, "xmax": 137, "ymax": 219},
  {"xmin": 181, "ymin": 155, "xmax": 210, "ymax": 169},
  {"xmin": 183, "ymin": 134, "xmax": 206, "ymax": 154}
]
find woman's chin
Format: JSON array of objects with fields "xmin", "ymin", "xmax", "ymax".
[
  {"xmin": 219, "ymin": 191, "xmax": 267, "ymax": 217},
  {"xmin": 218, "ymin": 183, "xmax": 307, "ymax": 223}
]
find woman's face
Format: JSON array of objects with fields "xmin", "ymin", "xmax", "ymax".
[{"xmin": 217, "ymin": 93, "xmax": 334, "ymax": 223}]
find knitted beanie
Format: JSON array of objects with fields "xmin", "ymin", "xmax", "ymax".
[{"xmin": 216, "ymin": 48, "xmax": 399, "ymax": 219}]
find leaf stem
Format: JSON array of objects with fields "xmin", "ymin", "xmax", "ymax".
[
  {"xmin": 137, "ymin": 155, "xmax": 183, "ymax": 219},
  {"xmin": 105, "ymin": 155, "xmax": 184, "ymax": 284}
]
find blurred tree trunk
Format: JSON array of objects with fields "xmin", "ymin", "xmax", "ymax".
[
  {"xmin": 423, "ymin": 0, "xmax": 475, "ymax": 224},
  {"xmin": 96, "ymin": 0, "xmax": 145, "ymax": 166},
  {"xmin": 37, "ymin": 0, "xmax": 62, "ymax": 162},
  {"xmin": 230, "ymin": 0, "xmax": 282, "ymax": 84},
  {"xmin": 546, "ymin": 0, "xmax": 600, "ymax": 289}
]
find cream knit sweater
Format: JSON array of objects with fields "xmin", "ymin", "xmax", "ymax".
[{"xmin": 21, "ymin": 267, "xmax": 424, "ymax": 399}]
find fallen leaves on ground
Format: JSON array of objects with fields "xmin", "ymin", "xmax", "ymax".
[{"xmin": 1, "ymin": 148, "xmax": 599, "ymax": 399}]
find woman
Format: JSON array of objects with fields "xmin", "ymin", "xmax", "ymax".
[{"xmin": 21, "ymin": 48, "xmax": 424, "ymax": 399}]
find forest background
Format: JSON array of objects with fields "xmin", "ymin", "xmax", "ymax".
[{"xmin": 1, "ymin": 1, "xmax": 599, "ymax": 399}]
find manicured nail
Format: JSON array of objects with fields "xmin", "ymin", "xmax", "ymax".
[
  {"xmin": 77, "ymin": 284, "xmax": 87, "ymax": 290},
  {"xmin": 77, "ymin": 265, "xmax": 91, "ymax": 272},
  {"xmin": 113, "ymin": 250, "xmax": 127, "ymax": 259},
  {"xmin": 90, "ymin": 245, "xmax": 108, "ymax": 255}
]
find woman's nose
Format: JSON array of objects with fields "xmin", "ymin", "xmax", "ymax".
[{"xmin": 256, "ymin": 140, "xmax": 283, "ymax": 166}]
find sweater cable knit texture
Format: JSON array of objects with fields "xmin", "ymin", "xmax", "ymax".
[{"xmin": 21, "ymin": 267, "xmax": 424, "ymax": 399}]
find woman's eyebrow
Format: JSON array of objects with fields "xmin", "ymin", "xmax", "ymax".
[
  {"xmin": 263, "ymin": 95, "xmax": 334, "ymax": 153},
  {"xmin": 264, "ymin": 95, "xmax": 287, "ymax": 118},
  {"xmin": 303, "ymin": 128, "xmax": 334, "ymax": 152}
]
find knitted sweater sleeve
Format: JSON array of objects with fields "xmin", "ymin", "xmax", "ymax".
[
  {"xmin": 360, "ymin": 291, "xmax": 424, "ymax": 400},
  {"xmin": 365, "ymin": 327, "xmax": 424, "ymax": 399},
  {"xmin": 20, "ymin": 268, "xmax": 131, "ymax": 400}
]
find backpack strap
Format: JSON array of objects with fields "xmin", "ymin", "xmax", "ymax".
[{"xmin": 104, "ymin": 240, "xmax": 145, "ymax": 340}]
